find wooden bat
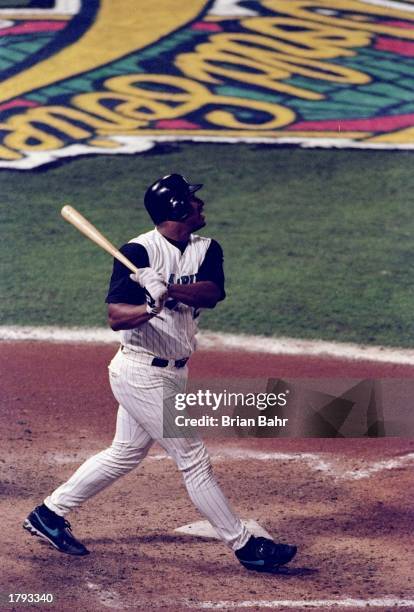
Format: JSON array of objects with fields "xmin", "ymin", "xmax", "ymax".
[
  {"xmin": 61, "ymin": 205, "xmax": 139, "ymax": 275},
  {"xmin": 61, "ymin": 205, "xmax": 166, "ymax": 321}
]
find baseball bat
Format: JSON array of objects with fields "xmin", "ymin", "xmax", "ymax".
[{"xmin": 61, "ymin": 205, "xmax": 139, "ymax": 275}]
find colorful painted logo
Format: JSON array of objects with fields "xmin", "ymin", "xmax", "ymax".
[{"xmin": 1, "ymin": 0, "xmax": 414, "ymax": 168}]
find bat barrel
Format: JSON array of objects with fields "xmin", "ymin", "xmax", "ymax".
[{"xmin": 60, "ymin": 205, "xmax": 139, "ymax": 275}]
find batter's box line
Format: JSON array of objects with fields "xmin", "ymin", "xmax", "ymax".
[
  {"xmin": 80, "ymin": 592, "xmax": 414, "ymax": 609},
  {"xmin": 190, "ymin": 596, "xmax": 414, "ymax": 609},
  {"xmin": 149, "ymin": 449, "xmax": 414, "ymax": 481},
  {"xmin": 41, "ymin": 449, "xmax": 414, "ymax": 481}
]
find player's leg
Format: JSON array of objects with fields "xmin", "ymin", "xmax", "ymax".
[
  {"xmin": 154, "ymin": 414, "xmax": 297, "ymax": 570},
  {"xmin": 44, "ymin": 405, "xmax": 153, "ymax": 515},
  {"xmin": 23, "ymin": 405, "xmax": 153, "ymax": 554},
  {"xmin": 162, "ymin": 431, "xmax": 251, "ymax": 549},
  {"xmin": 161, "ymin": 391, "xmax": 297, "ymax": 571},
  {"xmin": 110, "ymin": 362, "xmax": 250, "ymax": 551}
]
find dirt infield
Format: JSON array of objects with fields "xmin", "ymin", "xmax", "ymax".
[{"xmin": 1, "ymin": 342, "xmax": 413, "ymax": 611}]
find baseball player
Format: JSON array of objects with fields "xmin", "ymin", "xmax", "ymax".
[{"xmin": 23, "ymin": 174, "xmax": 297, "ymax": 573}]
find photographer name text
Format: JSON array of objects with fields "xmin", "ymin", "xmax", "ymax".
[{"xmin": 175, "ymin": 414, "xmax": 288, "ymax": 428}]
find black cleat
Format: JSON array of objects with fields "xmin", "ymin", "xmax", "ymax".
[
  {"xmin": 23, "ymin": 504, "xmax": 89, "ymax": 556},
  {"xmin": 236, "ymin": 535, "xmax": 297, "ymax": 572}
]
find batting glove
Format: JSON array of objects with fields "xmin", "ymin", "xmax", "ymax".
[
  {"xmin": 130, "ymin": 269, "xmax": 168, "ymax": 315},
  {"xmin": 144, "ymin": 282, "xmax": 168, "ymax": 314},
  {"xmin": 130, "ymin": 267, "xmax": 165, "ymax": 288}
]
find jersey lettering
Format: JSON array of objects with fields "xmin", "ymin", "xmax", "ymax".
[{"xmin": 168, "ymin": 273, "xmax": 196, "ymax": 285}]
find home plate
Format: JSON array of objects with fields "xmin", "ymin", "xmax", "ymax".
[{"xmin": 174, "ymin": 519, "xmax": 272, "ymax": 539}]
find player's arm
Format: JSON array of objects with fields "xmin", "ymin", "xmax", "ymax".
[
  {"xmin": 168, "ymin": 281, "xmax": 221, "ymax": 309},
  {"xmin": 108, "ymin": 303, "xmax": 154, "ymax": 331},
  {"xmin": 106, "ymin": 243, "xmax": 153, "ymax": 330},
  {"xmin": 168, "ymin": 240, "xmax": 226, "ymax": 309}
]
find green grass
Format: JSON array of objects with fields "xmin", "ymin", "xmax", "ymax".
[{"xmin": 1, "ymin": 145, "xmax": 413, "ymax": 347}]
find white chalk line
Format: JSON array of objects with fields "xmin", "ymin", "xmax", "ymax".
[
  {"xmin": 211, "ymin": 449, "xmax": 414, "ymax": 481},
  {"xmin": 81, "ymin": 590, "xmax": 414, "ymax": 609},
  {"xmin": 84, "ymin": 572, "xmax": 414, "ymax": 608},
  {"xmin": 2, "ymin": 326, "xmax": 414, "ymax": 365},
  {"xmin": 213, "ymin": 449, "xmax": 414, "ymax": 480},
  {"xmin": 341, "ymin": 454, "xmax": 414, "ymax": 480},
  {"xmin": 43, "ymin": 449, "xmax": 414, "ymax": 481},
  {"xmin": 193, "ymin": 598, "xmax": 414, "ymax": 609}
]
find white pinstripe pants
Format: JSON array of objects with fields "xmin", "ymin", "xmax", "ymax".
[{"xmin": 45, "ymin": 349, "xmax": 249, "ymax": 551}]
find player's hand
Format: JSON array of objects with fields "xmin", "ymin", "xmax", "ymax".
[
  {"xmin": 130, "ymin": 267, "xmax": 165, "ymax": 288},
  {"xmin": 144, "ymin": 279, "xmax": 168, "ymax": 314},
  {"xmin": 144, "ymin": 285, "xmax": 167, "ymax": 315},
  {"xmin": 130, "ymin": 268, "xmax": 168, "ymax": 315}
]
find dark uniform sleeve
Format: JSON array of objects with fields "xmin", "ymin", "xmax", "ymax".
[
  {"xmin": 196, "ymin": 239, "xmax": 226, "ymax": 301},
  {"xmin": 105, "ymin": 243, "xmax": 150, "ymax": 305}
]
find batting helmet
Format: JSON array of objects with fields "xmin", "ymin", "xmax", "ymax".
[{"xmin": 144, "ymin": 174, "xmax": 203, "ymax": 225}]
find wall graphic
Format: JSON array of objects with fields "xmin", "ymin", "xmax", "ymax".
[{"xmin": 0, "ymin": 0, "xmax": 414, "ymax": 168}]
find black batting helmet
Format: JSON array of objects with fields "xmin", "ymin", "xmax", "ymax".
[{"xmin": 144, "ymin": 174, "xmax": 203, "ymax": 225}]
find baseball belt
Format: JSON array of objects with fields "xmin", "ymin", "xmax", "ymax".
[{"xmin": 120, "ymin": 346, "xmax": 188, "ymax": 369}]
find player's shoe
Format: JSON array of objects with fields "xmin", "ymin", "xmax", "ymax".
[
  {"xmin": 235, "ymin": 535, "xmax": 297, "ymax": 572},
  {"xmin": 23, "ymin": 504, "xmax": 89, "ymax": 556}
]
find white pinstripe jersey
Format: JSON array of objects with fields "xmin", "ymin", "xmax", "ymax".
[{"xmin": 120, "ymin": 229, "xmax": 211, "ymax": 359}]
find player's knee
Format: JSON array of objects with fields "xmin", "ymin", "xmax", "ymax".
[
  {"xmin": 179, "ymin": 446, "xmax": 214, "ymax": 488},
  {"xmin": 104, "ymin": 441, "xmax": 143, "ymax": 471}
]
